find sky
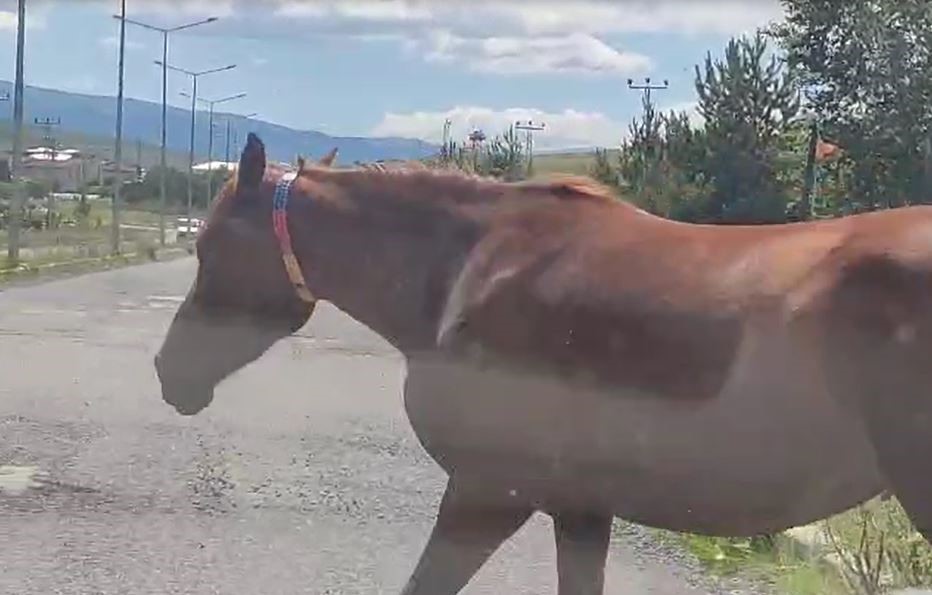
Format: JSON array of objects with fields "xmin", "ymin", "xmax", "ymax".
[{"xmin": 0, "ymin": 0, "xmax": 785, "ymax": 150}]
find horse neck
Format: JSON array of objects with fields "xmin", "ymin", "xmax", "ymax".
[{"xmin": 289, "ymin": 172, "xmax": 483, "ymax": 353}]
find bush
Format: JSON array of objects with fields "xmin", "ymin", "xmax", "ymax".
[{"xmin": 822, "ymin": 497, "xmax": 932, "ymax": 594}]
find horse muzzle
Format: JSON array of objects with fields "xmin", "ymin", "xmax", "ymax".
[{"xmin": 154, "ymin": 353, "xmax": 216, "ymax": 416}]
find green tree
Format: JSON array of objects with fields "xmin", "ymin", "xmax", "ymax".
[
  {"xmin": 693, "ymin": 31, "xmax": 800, "ymax": 223},
  {"xmin": 589, "ymin": 148, "xmax": 618, "ymax": 187},
  {"xmin": 616, "ymin": 97, "xmax": 710, "ymax": 219},
  {"xmin": 772, "ymin": 0, "xmax": 932, "ymax": 209},
  {"xmin": 484, "ymin": 125, "xmax": 525, "ymax": 181}
]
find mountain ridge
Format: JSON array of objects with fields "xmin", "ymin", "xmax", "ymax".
[{"xmin": 0, "ymin": 80, "xmax": 439, "ymax": 165}]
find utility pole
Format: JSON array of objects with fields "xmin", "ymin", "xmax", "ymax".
[
  {"xmin": 8, "ymin": 0, "xmax": 26, "ymax": 263},
  {"xmin": 800, "ymin": 118, "xmax": 819, "ymax": 221},
  {"xmin": 627, "ymin": 77, "xmax": 669, "ymax": 191},
  {"xmin": 627, "ymin": 77, "xmax": 670, "ymax": 106},
  {"xmin": 119, "ymin": 14, "xmax": 219, "ymax": 246},
  {"xmin": 181, "ymin": 91, "xmax": 245, "ymax": 206},
  {"xmin": 111, "ymin": 0, "xmax": 127, "ymax": 255},
  {"xmin": 34, "ymin": 116, "xmax": 60, "ymax": 229},
  {"xmin": 468, "ymin": 128, "xmax": 486, "ymax": 171},
  {"xmin": 441, "ymin": 118, "xmax": 452, "ymax": 162},
  {"xmin": 515, "ymin": 120, "xmax": 545, "ymax": 178},
  {"xmin": 157, "ymin": 62, "xmax": 236, "ymax": 225}
]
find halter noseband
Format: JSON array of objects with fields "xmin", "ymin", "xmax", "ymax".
[{"xmin": 272, "ymin": 172, "xmax": 316, "ymax": 306}]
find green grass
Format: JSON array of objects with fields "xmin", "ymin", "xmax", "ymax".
[
  {"xmin": 531, "ymin": 149, "xmax": 619, "ymax": 177},
  {"xmin": 652, "ymin": 531, "xmax": 849, "ymax": 595}
]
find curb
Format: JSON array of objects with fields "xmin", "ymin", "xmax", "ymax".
[{"xmin": 0, "ymin": 244, "xmax": 193, "ymax": 285}]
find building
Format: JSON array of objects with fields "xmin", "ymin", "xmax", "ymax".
[{"xmin": 18, "ymin": 146, "xmax": 87, "ymax": 192}]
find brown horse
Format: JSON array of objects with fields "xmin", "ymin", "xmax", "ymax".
[{"xmin": 155, "ymin": 133, "xmax": 932, "ymax": 594}]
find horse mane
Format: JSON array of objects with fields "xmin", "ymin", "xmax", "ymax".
[{"xmin": 303, "ymin": 162, "xmax": 618, "ymax": 206}]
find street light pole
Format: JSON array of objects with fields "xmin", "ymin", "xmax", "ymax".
[
  {"xmin": 157, "ymin": 62, "xmax": 236, "ymax": 226},
  {"xmin": 8, "ymin": 0, "xmax": 26, "ymax": 263},
  {"xmin": 181, "ymin": 91, "xmax": 246, "ymax": 206},
  {"xmin": 118, "ymin": 14, "xmax": 219, "ymax": 246},
  {"xmin": 225, "ymin": 118, "xmax": 231, "ymax": 164},
  {"xmin": 187, "ymin": 74, "xmax": 197, "ymax": 225}
]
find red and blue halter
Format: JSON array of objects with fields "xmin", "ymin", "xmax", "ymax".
[{"xmin": 272, "ymin": 172, "xmax": 316, "ymax": 306}]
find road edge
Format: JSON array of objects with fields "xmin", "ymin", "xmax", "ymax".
[{"xmin": 0, "ymin": 244, "xmax": 194, "ymax": 289}]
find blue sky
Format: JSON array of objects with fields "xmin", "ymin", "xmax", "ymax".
[{"xmin": 0, "ymin": 0, "xmax": 784, "ymax": 149}]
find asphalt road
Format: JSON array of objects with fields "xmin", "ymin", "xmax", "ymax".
[{"xmin": 0, "ymin": 258, "xmax": 763, "ymax": 595}]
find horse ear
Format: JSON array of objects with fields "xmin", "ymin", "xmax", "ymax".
[
  {"xmin": 319, "ymin": 147, "xmax": 338, "ymax": 167},
  {"xmin": 238, "ymin": 133, "xmax": 266, "ymax": 190}
]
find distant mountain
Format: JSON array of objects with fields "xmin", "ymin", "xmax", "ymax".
[{"xmin": 0, "ymin": 81, "xmax": 439, "ymax": 166}]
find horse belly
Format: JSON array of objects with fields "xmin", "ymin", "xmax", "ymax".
[{"xmin": 403, "ymin": 333, "xmax": 884, "ymax": 536}]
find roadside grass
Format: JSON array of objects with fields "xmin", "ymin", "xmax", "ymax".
[
  {"xmin": 531, "ymin": 150, "xmax": 613, "ymax": 177},
  {"xmin": 0, "ymin": 198, "xmax": 194, "ymax": 282},
  {"xmin": 655, "ymin": 496, "xmax": 932, "ymax": 595},
  {"xmin": 668, "ymin": 532, "xmax": 848, "ymax": 595}
]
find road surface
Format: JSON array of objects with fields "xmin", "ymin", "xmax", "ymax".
[{"xmin": 0, "ymin": 259, "xmax": 763, "ymax": 594}]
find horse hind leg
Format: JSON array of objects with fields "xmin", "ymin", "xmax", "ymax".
[
  {"xmin": 400, "ymin": 477, "xmax": 533, "ymax": 595},
  {"xmin": 818, "ymin": 256, "xmax": 932, "ymax": 542},
  {"xmin": 552, "ymin": 510, "xmax": 613, "ymax": 595}
]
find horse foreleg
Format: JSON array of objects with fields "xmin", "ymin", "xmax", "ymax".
[
  {"xmin": 400, "ymin": 477, "xmax": 533, "ymax": 595},
  {"xmin": 552, "ymin": 511, "xmax": 613, "ymax": 595}
]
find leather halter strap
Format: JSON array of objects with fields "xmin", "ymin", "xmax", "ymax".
[{"xmin": 272, "ymin": 172, "xmax": 316, "ymax": 305}]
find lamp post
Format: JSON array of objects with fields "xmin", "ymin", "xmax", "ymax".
[
  {"xmin": 117, "ymin": 14, "xmax": 218, "ymax": 246},
  {"xmin": 155, "ymin": 61, "xmax": 235, "ymax": 225},
  {"xmin": 180, "ymin": 91, "xmax": 246, "ymax": 206},
  {"xmin": 8, "ymin": 0, "xmax": 26, "ymax": 262}
]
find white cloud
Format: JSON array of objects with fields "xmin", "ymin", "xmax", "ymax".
[
  {"xmin": 278, "ymin": 1, "xmax": 433, "ymax": 22},
  {"xmin": 418, "ymin": 30, "xmax": 650, "ymax": 76},
  {"xmin": 117, "ymin": 0, "xmax": 236, "ymax": 19},
  {"xmin": 272, "ymin": 0, "xmax": 781, "ymax": 37},
  {"xmin": 372, "ymin": 106, "xmax": 628, "ymax": 150},
  {"xmin": 486, "ymin": 1, "xmax": 783, "ymax": 37}
]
